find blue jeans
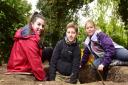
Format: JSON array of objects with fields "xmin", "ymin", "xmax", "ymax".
[
  {"xmin": 91, "ymin": 48, "xmax": 128, "ymax": 80},
  {"xmin": 92, "ymin": 48, "xmax": 128, "ymax": 68},
  {"xmin": 114, "ymin": 48, "xmax": 128, "ymax": 61},
  {"xmin": 93, "ymin": 58, "xmax": 102, "ymax": 68}
]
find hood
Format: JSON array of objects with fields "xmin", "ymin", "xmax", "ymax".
[{"xmin": 14, "ymin": 25, "xmax": 35, "ymax": 40}]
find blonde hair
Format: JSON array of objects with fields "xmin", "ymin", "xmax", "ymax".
[
  {"xmin": 66, "ymin": 22, "xmax": 78, "ymax": 33},
  {"xmin": 85, "ymin": 19, "xmax": 96, "ymax": 28}
]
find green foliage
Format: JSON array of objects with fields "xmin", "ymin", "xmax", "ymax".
[
  {"xmin": 81, "ymin": 0, "xmax": 128, "ymax": 47},
  {"xmin": 78, "ymin": 26, "xmax": 86, "ymax": 48},
  {"xmin": 84, "ymin": 0, "xmax": 93, "ymax": 4},
  {"xmin": 117, "ymin": 0, "xmax": 128, "ymax": 42},
  {"xmin": 106, "ymin": 18, "xmax": 127, "ymax": 47},
  {"xmin": 118, "ymin": 0, "xmax": 128, "ymax": 28},
  {"xmin": 0, "ymin": 0, "xmax": 31, "ymax": 63},
  {"xmin": 96, "ymin": 0, "xmax": 127, "ymax": 47},
  {"xmin": 37, "ymin": 0, "xmax": 92, "ymax": 47}
]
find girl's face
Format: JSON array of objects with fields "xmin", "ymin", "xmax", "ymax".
[
  {"xmin": 66, "ymin": 27, "xmax": 77, "ymax": 43},
  {"xmin": 85, "ymin": 22, "xmax": 96, "ymax": 37},
  {"xmin": 31, "ymin": 18, "xmax": 45, "ymax": 35}
]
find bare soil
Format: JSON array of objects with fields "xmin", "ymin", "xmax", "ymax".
[{"xmin": 0, "ymin": 64, "xmax": 128, "ymax": 85}]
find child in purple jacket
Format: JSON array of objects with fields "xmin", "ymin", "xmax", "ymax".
[{"xmin": 81, "ymin": 19, "xmax": 128, "ymax": 80}]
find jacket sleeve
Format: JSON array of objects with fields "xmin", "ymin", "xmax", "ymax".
[
  {"xmin": 49, "ymin": 41, "xmax": 61, "ymax": 80},
  {"xmin": 70, "ymin": 45, "xmax": 81, "ymax": 81},
  {"xmin": 24, "ymin": 39, "xmax": 45, "ymax": 81},
  {"xmin": 98, "ymin": 32, "xmax": 115, "ymax": 66},
  {"xmin": 81, "ymin": 46, "xmax": 90, "ymax": 65}
]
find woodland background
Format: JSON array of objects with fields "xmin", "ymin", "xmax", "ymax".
[{"xmin": 0, "ymin": 0, "xmax": 128, "ymax": 65}]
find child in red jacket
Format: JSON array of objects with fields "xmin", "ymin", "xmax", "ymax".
[{"xmin": 7, "ymin": 12, "xmax": 46, "ymax": 81}]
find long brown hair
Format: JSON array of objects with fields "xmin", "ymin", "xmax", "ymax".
[{"xmin": 30, "ymin": 12, "xmax": 45, "ymax": 48}]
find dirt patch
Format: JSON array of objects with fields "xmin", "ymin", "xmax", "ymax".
[{"xmin": 0, "ymin": 64, "xmax": 128, "ymax": 85}]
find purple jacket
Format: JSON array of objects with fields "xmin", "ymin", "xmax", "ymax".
[{"xmin": 81, "ymin": 30, "xmax": 116, "ymax": 66}]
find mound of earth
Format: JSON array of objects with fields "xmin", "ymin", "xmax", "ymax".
[{"xmin": 0, "ymin": 64, "xmax": 128, "ymax": 85}]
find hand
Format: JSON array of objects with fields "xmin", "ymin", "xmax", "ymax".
[
  {"xmin": 79, "ymin": 65, "xmax": 82, "ymax": 69},
  {"xmin": 65, "ymin": 78, "xmax": 77, "ymax": 84},
  {"xmin": 65, "ymin": 73, "xmax": 77, "ymax": 84},
  {"xmin": 80, "ymin": 63, "xmax": 85, "ymax": 69},
  {"xmin": 98, "ymin": 64, "xmax": 104, "ymax": 71}
]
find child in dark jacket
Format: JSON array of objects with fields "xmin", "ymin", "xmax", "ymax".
[
  {"xmin": 81, "ymin": 19, "xmax": 128, "ymax": 80},
  {"xmin": 49, "ymin": 22, "xmax": 81, "ymax": 84}
]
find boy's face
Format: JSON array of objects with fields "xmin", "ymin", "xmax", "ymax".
[
  {"xmin": 85, "ymin": 22, "xmax": 96, "ymax": 37},
  {"xmin": 66, "ymin": 27, "xmax": 77, "ymax": 43}
]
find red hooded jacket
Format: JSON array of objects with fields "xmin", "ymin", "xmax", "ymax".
[{"xmin": 7, "ymin": 25, "xmax": 45, "ymax": 80}]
